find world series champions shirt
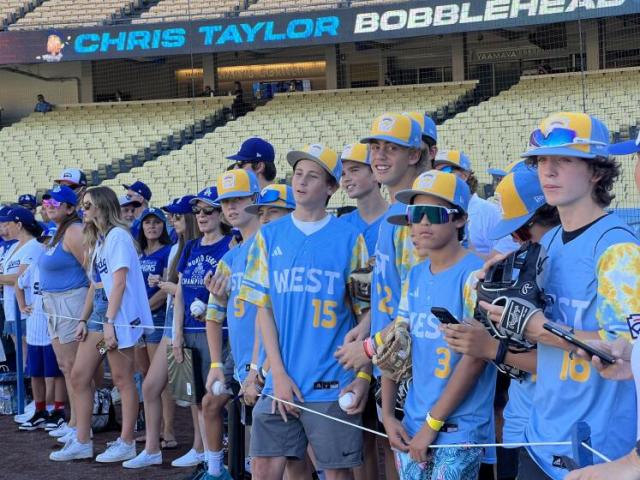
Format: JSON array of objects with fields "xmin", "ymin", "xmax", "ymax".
[{"xmin": 238, "ymin": 214, "xmax": 369, "ymax": 402}]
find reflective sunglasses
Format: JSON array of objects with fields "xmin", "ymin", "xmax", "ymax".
[
  {"xmin": 42, "ymin": 198, "xmax": 62, "ymax": 209},
  {"xmin": 437, "ymin": 165, "xmax": 460, "ymax": 174},
  {"xmin": 529, "ymin": 127, "xmax": 607, "ymax": 149},
  {"xmin": 406, "ymin": 204, "xmax": 459, "ymax": 225},
  {"xmin": 192, "ymin": 206, "xmax": 219, "ymax": 216}
]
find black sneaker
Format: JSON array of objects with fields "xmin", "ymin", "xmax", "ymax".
[
  {"xmin": 19, "ymin": 410, "xmax": 50, "ymax": 431},
  {"xmin": 44, "ymin": 409, "xmax": 65, "ymax": 431},
  {"xmin": 182, "ymin": 462, "xmax": 206, "ymax": 480}
]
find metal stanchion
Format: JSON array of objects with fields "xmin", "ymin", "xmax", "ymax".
[
  {"xmin": 227, "ymin": 397, "xmax": 245, "ymax": 479},
  {"xmin": 14, "ymin": 300, "xmax": 24, "ymax": 415}
]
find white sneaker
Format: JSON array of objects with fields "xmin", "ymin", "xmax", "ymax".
[
  {"xmin": 57, "ymin": 428, "xmax": 77, "ymax": 445},
  {"xmin": 49, "ymin": 422, "xmax": 70, "ymax": 438},
  {"xmin": 13, "ymin": 401, "xmax": 35, "ymax": 424},
  {"xmin": 95, "ymin": 437, "xmax": 136, "ymax": 463},
  {"xmin": 49, "ymin": 438, "xmax": 93, "ymax": 462},
  {"xmin": 171, "ymin": 448, "xmax": 205, "ymax": 467},
  {"xmin": 122, "ymin": 450, "xmax": 162, "ymax": 469}
]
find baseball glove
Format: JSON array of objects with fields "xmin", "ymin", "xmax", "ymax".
[
  {"xmin": 475, "ymin": 242, "xmax": 549, "ymax": 353},
  {"xmin": 373, "ymin": 320, "xmax": 412, "ymax": 382},
  {"xmin": 348, "ymin": 256, "xmax": 375, "ymax": 302}
]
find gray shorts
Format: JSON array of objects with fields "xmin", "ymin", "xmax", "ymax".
[
  {"xmin": 183, "ymin": 332, "xmax": 234, "ymax": 403},
  {"xmin": 250, "ymin": 396, "xmax": 363, "ymax": 470},
  {"xmin": 44, "ymin": 287, "xmax": 89, "ymax": 345}
]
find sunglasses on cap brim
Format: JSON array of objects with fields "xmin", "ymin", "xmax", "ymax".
[
  {"xmin": 404, "ymin": 204, "xmax": 459, "ymax": 225},
  {"xmin": 258, "ymin": 189, "xmax": 286, "ymax": 204},
  {"xmin": 529, "ymin": 127, "xmax": 607, "ymax": 149}
]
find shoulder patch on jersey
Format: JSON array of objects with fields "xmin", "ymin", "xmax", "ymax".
[{"xmin": 627, "ymin": 314, "xmax": 640, "ymax": 339}]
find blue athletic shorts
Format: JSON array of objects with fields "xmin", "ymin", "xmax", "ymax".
[{"xmin": 26, "ymin": 344, "xmax": 62, "ymax": 378}]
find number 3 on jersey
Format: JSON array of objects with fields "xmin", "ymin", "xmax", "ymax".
[
  {"xmin": 434, "ymin": 347, "xmax": 452, "ymax": 379},
  {"xmin": 311, "ymin": 299, "xmax": 337, "ymax": 329}
]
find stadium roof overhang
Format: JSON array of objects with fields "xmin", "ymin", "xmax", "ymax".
[{"xmin": 0, "ymin": 0, "xmax": 639, "ymax": 65}]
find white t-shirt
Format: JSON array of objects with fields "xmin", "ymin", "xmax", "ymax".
[
  {"xmin": 94, "ymin": 227, "xmax": 153, "ymax": 349},
  {"xmin": 291, "ymin": 214, "xmax": 331, "ymax": 236},
  {"xmin": 467, "ymin": 194, "xmax": 519, "ymax": 256},
  {"xmin": 0, "ymin": 241, "xmax": 18, "ymax": 303},
  {"xmin": 3, "ymin": 239, "xmax": 43, "ymax": 323},
  {"xmin": 18, "ymin": 261, "xmax": 49, "ymax": 346}
]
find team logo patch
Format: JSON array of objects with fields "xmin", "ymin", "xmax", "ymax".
[
  {"xmin": 52, "ymin": 185, "xmax": 62, "ymax": 193},
  {"xmin": 416, "ymin": 172, "xmax": 435, "ymax": 190},
  {"xmin": 627, "ymin": 314, "xmax": 640, "ymax": 339},
  {"xmin": 342, "ymin": 144, "xmax": 354, "ymax": 159},
  {"xmin": 204, "ymin": 188, "xmax": 212, "ymax": 197},
  {"xmin": 378, "ymin": 116, "xmax": 395, "ymax": 133},
  {"xmin": 308, "ymin": 144, "xmax": 324, "ymax": 157},
  {"xmin": 222, "ymin": 174, "xmax": 236, "ymax": 190}
]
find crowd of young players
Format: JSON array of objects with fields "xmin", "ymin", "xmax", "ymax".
[{"xmin": 1, "ymin": 109, "xmax": 639, "ymax": 480}]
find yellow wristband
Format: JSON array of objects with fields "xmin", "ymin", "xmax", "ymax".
[
  {"xmin": 426, "ymin": 412, "xmax": 445, "ymax": 432},
  {"xmin": 374, "ymin": 331, "xmax": 383, "ymax": 347},
  {"xmin": 210, "ymin": 362, "xmax": 223, "ymax": 369},
  {"xmin": 356, "ymin": 371, "xmax": 372, "ymax": 383}
]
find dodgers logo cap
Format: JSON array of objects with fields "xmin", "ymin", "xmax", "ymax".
[
  {"xmin": 119, "ymin": 194, "xmax": 142, "ymax": 208},
  {"xmin": 361, "ymin": 113, "xmax": 422, "ymax": 149},
  {"xmin": 245, "ymin": 184, "xmax": 296, "ymax": 215},
  {"xmin": 214, "ymin": 169, "xmax": 260, "ymax": 202},
  {"xmin": 162, "ymin": 195, "xmax": 196, "ymax": 214},
  {"xmin": 226, "ymin": 137, "xmax": 275, "ymax": 163},
  {"xmin": 287, "ymin": 144, "xmax": 342, "ymax": 183},
  {"xmin": 434, "ymin": 149, "xmax": 472, "ymax": 172},
  {"xmin": 43, "ymin": 184, "xmax": 78, "ymax": 206},
  {"xmin": 139, "ymin": 207, "xmax": 167, "ymax": 224},
  {"xmin": 123, "ymin": 180, "xmax": 152, "ymax": 201},
  {"xmin": 490, "ymin": 169, "xmax": 547, "ymax": 240},
  {"xmin": 0, "ymin": 206, "xmax": 38, "ymax": 227},
  {"xmin": 339, "ymin": 143, "xmax": 371, "ymax": 166},
  {"xmin": 18, "ymin": 194, "xmax": 37, "ymax": 207},
  {"xmin": 190, "ymin": 186, "xmax": 220, "ymax": 207}
]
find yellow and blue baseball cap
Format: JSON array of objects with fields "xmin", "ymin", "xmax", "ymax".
[
  {"xmin": 287, "ymin": 144, "xmax": 342, "ymax": 182},
  {"xmin": 339, "ymin": 143, "xmax": 371, "ymax": 165},
  {"xmin": 490, "ymin": 169, "xmax": 547, "ymax": 240},
  {"xmin": 609, "ymin": 131, "xmax": 640, "ymax": 156},
  {"xmin": 487, "ymin": 159, "xmax": 531, "ymax": 178},
  {"xmin": 403, "ymin": 111, "xmax": 438, "ymax": 144},
  {"xmin": 388, "ymin": 170, "xmax": 471, "ymax": 225},
  {"xmin": 522, "ymin": 112, "xmax": 610, "ymax": 160},
  {"xmin": 214, "ymin": 169, "xmax": 260, "ymax": 202},
  {"xmin": 245, "ymin": 184, "xmax": 296, "ymax": 215},
  {"xmin": 434, "ymin": 149, "xmax": 472, "ymax": 172},
  {"xmin": 360, "ymin": 113, "xmax": 422, "ymax": 149}
]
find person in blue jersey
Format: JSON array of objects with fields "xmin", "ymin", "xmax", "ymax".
[
  {"xmin": 443, "ymin": 168, "xmax": 560, "ymax": 479},
  {"xmin": 38, "ymin": 185, "xmax": 88, "ymax": 442},
  {"xmin": 194, "ymin": 169, "xmax": 261, "ymax": 480},
  {"xmin": 238, "ymin": 143, "xmax": 370, "ymax": 480},
  {"xmin": 434, "ymin": 149, "xmax": 519, "ymax": 259},
  {"xmin": 338, "ymin": 143, "xmax": 388, "ymax": 257},
  {"xmin": 480, "ymin": 112, "xmax": 640, "ymax": 480},
  {"xmin": 380, "ymin": 169, "xmax": 495, "ymax": 479},
  {"xmin": 137, "ymin": 208, "xmax": 172, "ymax": 348},
  {"xmin": 246, "ymin": 183, "xmax": 296, "ymax": 227},
  {"xmin": 168, "ymin": 187, "xmax": 232, "ymax": 477}
]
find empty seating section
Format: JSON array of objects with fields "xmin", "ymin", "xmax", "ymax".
[
  {"xmin": 436, "ymin": 67, "xmax": 640, "ymax": 208},
  {"xmin": 0, "ymin": 97, "xmax": 232, "ymax": 201},
  {"xmin": 9, "ymin": 0, "xmax": 138, "ymax": 30},
  {"xmin": 101, "ymin": 82, "xmax": 477, "ymax": 206},
  {"xmin": 241, "ymin": 0, "xmax": 339, "ymax": 16},
  {"xmin": 0, "ymin": 0, "xmax": 36, "ymax": 27},
  {"xmin": 133, "ymin": 0, "xmax": 243, "ymax": 24}
]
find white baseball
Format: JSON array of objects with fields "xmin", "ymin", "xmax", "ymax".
[
  {"xmin": 212, "ymin": 381, "xmax": 224, "ymax": 396},
  {"xmin": 190, "ymin": 299, "xmax": 206, "ymax": 317},
  {"xmin": 339, "ymin": 392, "xmax": 355, "ymax": 411}
]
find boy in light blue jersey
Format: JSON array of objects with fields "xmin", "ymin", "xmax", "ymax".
[
  {"xmin": 238, "ymin": 144, "xmax": 371, "ymax": 479},
  {"xmin": 382, "ymin": 170, "xmax": 496, "ymax": 479},
  {"xmin": 482, "ymin": 112, "xmax": 640, "ymax": 480},
  {"xmin": 338, "ymin": 143, "xmax": 388, "ymax": 257},
  {"xmin": 202, "ymin": 168, "xmax": 261, "ymax": 480}
]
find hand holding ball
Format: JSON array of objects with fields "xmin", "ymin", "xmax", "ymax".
[{"xmin": 339, "ymin": 392, "xmax": 355, "ymax": 412}]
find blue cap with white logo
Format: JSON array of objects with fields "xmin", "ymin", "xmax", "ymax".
[
  {"xmin": 140, "ymin": 207, "xmax": 167, "ymax": 224},
  {"xmin": 43, "ymin": 185, "xmax": 78, "ymax": 206},
  {"xmin": 162, "ymin": 195, "xmax": 196, "ymax": 214},
  {"xmin": 227, "ymin": 137, "xmax": 275, "ymax": 163},
  {"xmin": 190, "ymin": 187, "xmax": 220, "ymax": 207},
  {"xmin": 18, "ymin": 194, "xmax": 37, "ymax": 208},
  {"xmin": 123, "ymin": 180, "xmax": 152, "ymax": 201}
]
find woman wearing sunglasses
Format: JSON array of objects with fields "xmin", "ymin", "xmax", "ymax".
[
  {"xmin": 38, "ymin": 185, "xmax": 89, "ymax": 443},
  {"xmin": 52, "ymin": 186, "xmax": 154, "ymax": 463},
  {"xmin": 382, "ymin": 170, "xmax": 496, "ymax": 479}
]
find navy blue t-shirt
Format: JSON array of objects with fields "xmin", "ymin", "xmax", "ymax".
[
  {"xmin": 140, "ymin": 244, "xmax": 172, "ymax": 303},
  {"xmin": 178, "ymin": 236, "xmax": 231, "ymax": 331}
]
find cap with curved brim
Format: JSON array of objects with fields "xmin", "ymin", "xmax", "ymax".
[
  {"xmin": 521, "ymin": 146, "xmax": 599, "ymax": 159},
  {"xmin": 395, "ymin": 189, "xmax": 465, "ymax": 211},
  {"xmin": 489, "ymin": 211, "xmax": 536, "ymax": 240},
  {"xmin": 488, "ymin": 168, "xmax": 507, "ymax": 177},
  {"xmin": 214, "ymin": 191, "xmax": 255, "ymax": 203},
  {"xmin": 360, "ymin": 134, "xmax": 416, "ymax": 148},
  {"xmin": 609, "ymin": 140, "xmax": 640, "ymax": 156},
  {"xmin": 245, "ymin": 201, "xmax": 294, "ymax": 215},
  {"xmin": 140, "ymin": 210, "xmax": 167, "ymax": 224},
  {"xmin": 189, "ymin": 197, "xmax": 220, "ymax": 207},
  {"xmin": 287, "ymin": 151, "xmax": 335, "ymax": 179},
  {"xmin": 387, "ymin": 213, "xmax": 410, "ymax": 226}
]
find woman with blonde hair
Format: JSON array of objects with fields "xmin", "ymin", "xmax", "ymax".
[{"xmin": 51, "ymin": 186, "xmax": 154, "ymax": 463}]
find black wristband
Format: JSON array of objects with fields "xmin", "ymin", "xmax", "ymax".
[
  {"xmin": 79, "ymin": 320, "xmax": 87, "ymax": 324},
  {"xmin": 494, "ymin": 338, "xmax": 510, "ymax": 365}
]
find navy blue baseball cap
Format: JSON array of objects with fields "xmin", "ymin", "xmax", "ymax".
[
  {"xmin": 190, "ymin": 186, "xmax": 220, "ymax": 207},
  {"xmin": 0, "ymin": 206, "xmax": 11, "ymax": 217},
  {"xmin": 227, "ymin": 137, "xmax": 275, "ymax": 163},
  {"xmin": 18, "ymin": 194, "xmax": 37, "ymax": 208},
  {"xmin": 42, "ymin": 185, "xmax": 78, "ymax": 206},
  {"xmin": 0, "ymin": 206, "xmax": 38, "ymax": 227},
  {"xmin": 140, "ymin": 207, "xmax": 167, "ymax": 224},
  {"xmin": 162, "ymin": 195, "xmax": 196, "ymax": 214},
  {"xmin": 123, "ymin": 181, "xmax": 152, "ymax": 201}
]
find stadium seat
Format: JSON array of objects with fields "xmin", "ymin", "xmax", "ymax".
[{"xmin": 133, "ymin": 0, "xmax": 244, "ymax": 24}]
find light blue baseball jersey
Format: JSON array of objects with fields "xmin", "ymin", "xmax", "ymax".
[
  {"xmin": 371, "ymin": 202, "xmax": 419, "ymax": 338},
  {"xmin": 207, "ymin": 237, "xmax": 258, "ymax": 383},
  {"xmin": 339, "ymin": 209, "xmax": 385, "ymax": 257},
  {"xmin": 238, "ymin": 215, "xmax": 368, "ymax": 402},
  {"xmin": 502, "ymin": 376, "xmax": 535, "ymax": 445},
  {"xmin": 525, "ymin": 214, "xmax": 639, "ymax": 479},
  {"xmin": 397, "ymin": 252, "xmax": 497, "ymax": 447}
]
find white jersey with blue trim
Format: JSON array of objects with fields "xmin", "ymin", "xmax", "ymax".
[
  {"xmin": 397, "ymin": 252, "xmax": 496, "ymax": 448},
  {"xmin": 339, "ymin": 209, "xmax": 385, "ymax": 258},
  {"xmin": 239, "ymin": 214, "xmax": 368, "ymax": 402},
  {"xmin": 525, "ymin": 214, "xmax": 639, "ymax": 479}
]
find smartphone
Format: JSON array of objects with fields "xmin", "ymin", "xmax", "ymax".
[
  {"xmin": 542, "ymin": 323, "xmax": 616, "ymax": 365},
  {"xmin": 431, "ymin": 307, "xmax": 460, "ymax": 325}
]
